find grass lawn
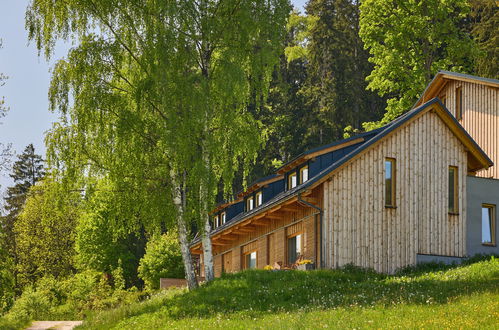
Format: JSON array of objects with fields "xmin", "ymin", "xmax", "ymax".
[{"xmin": 79, "ymin": 256, "xmax": 499, "ymax": 329}]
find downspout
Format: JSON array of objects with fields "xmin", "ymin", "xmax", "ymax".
[{"xmin": 297, "ymin": 193, "xmax": 324, "ymax": 269}]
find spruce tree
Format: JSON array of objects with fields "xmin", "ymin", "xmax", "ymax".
[
  {"xmin": 304, "ymin": 0, "xmax": 386, "ymax": 142},
  {"xmin": 1, "ymin": 144, "xmax": 44, "ymax": 259}
]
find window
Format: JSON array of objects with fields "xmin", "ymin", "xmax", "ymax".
[
  {"xmin": 448, "ymin": 166, "xmax": 458, "ymax": 213},
  {"xmin": 255, "ymin": 191, "xmax": 263, "ymax": 207},
  {"xmin": 441, "ymin": 95, "xmax": 447, "ymax": 107},
  {"xmin": 213, "ymin": 215, "xmax": 219, "ymax": 228},
  {"xmin": 385, "ymin": 158, "xmax": 396, "ymax": 207},
  {"xmin": 288, "ymin": 172, "xmax": 297, "ymax": 190},
  {"xmin": 221, "ymin": 212, "xmax": 226, "ymax": 225},
  {"xmin": 300, "ymin": 165, "xmax": 309, "ymax": 184},
  {"xmin": 287, "ymin": 234, "xmax": 302, "ymax": 265},
  {"xmin": 455, "ymin": 87, "xmax": 462, "ymax": 120},
  {"xmin": 244, "ymin": 251, "xmax": 257, "ymax": 269},
  {"xmin": 482, "ymin": 204, "xmax": 496, "ymax": 245},
  {"xmin": 246, "ymin": 197, "xmax": 254, "ymax": 211}
]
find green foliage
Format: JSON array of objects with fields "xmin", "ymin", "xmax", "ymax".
[
  {"xmin": 470, "ymin": 0, "xmax": 499, "ymax": 78},
  {"xmin": 1, "ymin": 144, "xmax": 44, "ymax": 263},
  {"xmin": 138, "ymin": 232, "xmax": 185, "ymax": 290},
  {"xmin": 26, "ymin": 0, "xmax": 291, "ymax": 240},
  {"xmin": 81, "ymin": 257, "xmax": 499, "ymax": 329},
  {"xmin": 359, "ymin": 0, "xmax": 478, "ymax": 127},
  {"xmin": 0, "ymin": 243, "xmax": 15, "ymax": 314},
  {"xmin": 14, "ymin": 178, "xmax": 80, "ymax": 289},
  {"xmin": 304, "ymin": 0, "xmax": 386, "ymax": 140},
  {"xmin": 0, "ymin": 270, "xmax": 144, "ymax": 326},
  {"xmin": 75, "ymin": 180, "xmax": 146, "ymax": 287}
]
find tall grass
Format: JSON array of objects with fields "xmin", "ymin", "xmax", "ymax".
[{"xmin": 80, "ymin": 256, "xmax": 499, "ymax": 329}]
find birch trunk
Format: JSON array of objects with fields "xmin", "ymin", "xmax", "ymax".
[
  {"xmin": 200, "ymin": 146, "xmax": 215, "ymax": 282},
  {"xmin": 171, "ymin": 169, "xmax": 198, "ymax": 290}
]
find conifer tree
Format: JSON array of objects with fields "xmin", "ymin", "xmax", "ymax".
[
  {"xmin": 304, "ymin": 0, "xmax": 385, "ymax": 141},
  {"xmin": 1, "ymin": 144, "xmax": 44, "ymax": 258}
]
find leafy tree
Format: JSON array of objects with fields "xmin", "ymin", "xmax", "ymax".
[
  {"xmin": 0, "ymin": 234, "xmax": 15, "ymax": 314},
  {"xmin": 0, "ymin": 144, "xmax": 44, "ymax": 289},
  {"xmin": 304, "ymin": 0, "xmax": 385, "ymax": 140},
  {"xmin": 359, "ymin": 0, "xmax": 478, "ymax": 128},
  {"xmin": 470, "ymin": 0, "xmax": 498, "ymax": 78},
  {"xmin": 14, "ymin": 178, "xmax": 80, "ymax": 289},
  {"xmin": 26, "ymin": 0, "xmax": 290, "ymax": 288},
  {"xmin": 75, "ymin": 180, "xmax": 146, "ymax": 287},
  {"xmin": 138, "ymin": 231, "xmax": 184, "ymax": 290}
]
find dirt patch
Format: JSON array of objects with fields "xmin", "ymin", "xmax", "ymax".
[{"xmin": 26, "ymin": 321, "xmax": 83, "ymax": 330}]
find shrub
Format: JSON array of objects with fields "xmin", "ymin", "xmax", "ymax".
[{"xmin": 138, "ymin": 231, "xmax": 184, "ymax": 290}]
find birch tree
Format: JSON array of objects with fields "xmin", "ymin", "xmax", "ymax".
[{"xmin": 26, "ymin": 0, "xmax": 290, "ymax": 288}]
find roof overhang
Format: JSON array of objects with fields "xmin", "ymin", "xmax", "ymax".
[{"xmin": 415, "ymin": 71, "xmax": 499, "ymax": 108}]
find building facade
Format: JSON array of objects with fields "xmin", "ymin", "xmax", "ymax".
[{"xmin": 191, "ymin": 72, "xmax": 498, "ymax": 274}]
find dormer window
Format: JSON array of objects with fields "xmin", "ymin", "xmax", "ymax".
[
  {"xmin": 246, "ymin": 196, "xmax": 254, "ymax": 211},
  {"xmin": 255, "ymin": 191, "xmax": 263, "ymax": 207},
  {"xmin": 288, "ymin": 172, "xmax": 297, "ymax": 190},
  {"xmin": 221, "ymin": 212, "xmax": 226, "ymax": 225},
  {"xmin": 299, "ymin": 165, "xmax": 309, "ymax": 184}
]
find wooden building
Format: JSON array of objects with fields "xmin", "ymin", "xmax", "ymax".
[{"xmin": 190, "ymin": 72, "xmax": 498, "ymax": 274}]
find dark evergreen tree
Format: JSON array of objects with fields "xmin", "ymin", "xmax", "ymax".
[
  {"xmin": 0, "ymin": 144, "xmax": 44, "ymax": 274},
  {"xmin": 304, "ymin": 0, "xmax": 386, "ymax": 142},
  {"xmin": 470, "ymin": 0, "xmax": 498, "ymax": 79}
]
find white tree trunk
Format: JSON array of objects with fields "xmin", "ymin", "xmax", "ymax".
[
  {"xmin": 171, "ymin": 170, "xmax": 198, "ymax": 290},
  {"xmin": 201, "ymin": 212, "xmax": 214, "ymax": 282}
]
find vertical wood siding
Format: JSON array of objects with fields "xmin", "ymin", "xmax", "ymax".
[
  {"xmin": 439, "ymin": 80, "xmax": 498, "ymax": 178},
  {"xmin": 323, "ymin": 111, "xmax": 468, "ymax": 273},
  {"xmin": 204, "ymin": 187, "xmax": 322, "ymax": 275}
]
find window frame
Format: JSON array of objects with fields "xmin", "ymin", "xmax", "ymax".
[
  {"xmin": 243, "ymin": 250, "xmax": 257, "ymax": 269},
  {"xmin": 384, "ymin": 158, "xmax": 396, "ymax": 208},
  {"xmin": 299, "ymin": 165, "xmax": 309, "ymax": 184},
  {"xmin": 441, "ymin": 94, "xmax": 447, "ymax": 107},
  {"xmin": 455, "ymin": 87, "xmax": 462, "ymax": 120},
  {"xmin": 288, "ymin": 172, "xmax": 297, "ymax": 190},
  {"xmin": 481, "ymin": 204, "xmax": 496, "ymax": 246},
  {"xmin": 286, "ymin": 232, "xmax": 303, "ymax": 265},
  {"xmin": 255, "ymin": 191, "xmax": 263, "ymax": 207},
  {"xmin": 448, "ymin": 166, "xmax": 459, "ymax": 214},
  {"xmin": 246, "ymin": 196, "xmax": 254, "ymax": 212}
]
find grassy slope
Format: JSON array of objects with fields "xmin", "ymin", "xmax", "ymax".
[{"xmin": 80, "ymin": 257, "xmax": 499, "ymax": 329}]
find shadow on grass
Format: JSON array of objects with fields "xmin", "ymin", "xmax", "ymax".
[{"xmin": 87, "ymin": 255, "xmax": 499, "ymax": 325}]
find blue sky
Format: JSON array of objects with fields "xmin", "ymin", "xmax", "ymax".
[{"xmin": 0, "ymin": 0, "xmax": 306, "ymax": 191}]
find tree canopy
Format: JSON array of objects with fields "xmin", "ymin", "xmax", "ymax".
[{"xmin": 359, "ymin": 0, "xmax": 477, "ymax": 127}]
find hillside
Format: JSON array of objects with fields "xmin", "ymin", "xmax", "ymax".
[{"xmin": 79, "ymin": 257, "xmax": 499, "ymax": 329}]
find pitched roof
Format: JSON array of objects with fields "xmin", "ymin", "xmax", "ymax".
[
  {"xmin": 192, "ymin": 98, "xmax": 492, "ymax": 244},
  {"xmin": 415, "ymin": 70, "xmax": 499, "ymax": 108}
]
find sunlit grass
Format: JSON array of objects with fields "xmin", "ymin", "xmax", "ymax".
[{"xmin": 79, "ymin": 256, "xmax": 499, "ymax": 329}]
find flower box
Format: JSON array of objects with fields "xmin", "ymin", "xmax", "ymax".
[{"xmin": 297, "ymin": 263, "xmax": 315, "ymax": 271}]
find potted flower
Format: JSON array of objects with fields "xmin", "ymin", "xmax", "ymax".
[{"xmin": 296, "ymin": 259, "xmax": 314, "ymax": 271}]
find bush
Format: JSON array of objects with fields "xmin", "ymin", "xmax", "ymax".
[
  {"xmin": 0, "ymin": 270, "xmax": 144, "ymax": 324},
  {"xmin": 138, "ymin": 231, "xmax": 184, "ymax": 290}
]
